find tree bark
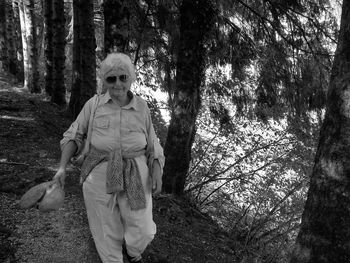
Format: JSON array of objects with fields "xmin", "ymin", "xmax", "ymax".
[
  {"xmin": 18, "ymin": 0, "xmax": 31, "ymax": 90},
  {"xmin": 290, "ymin": 1, "xmax": 350, "ymax": 262},
  {"xmin": 162, "ymin": 0, "xmax": 215, "ymax": 195},
  {"xmin": 43, "ymin": 0, "xmax": 53, "ymax": 96},
  {"xmin": 6, "ymin": 0, "xmax": 20, "ymax": 77},
  {"xmin": 94, "ymin": 0, "xmax": 104, "ymax": 93},
  {"xmin": 12, "ymin": 0, "xmax": 24, "ymax": 82},
  {"xmin": 68, "ymin": 0, "xmax": 96, "ymax": 118},
  {"xmin": 27, "ymin": 0, "xmax": 40, "ymax": 93},
  {"xmin": 17, "ymin": 0, "xmax": 39, "ymax": 92},
  {"xmin": 51, "ymin": 0, "xmax": 66, "ymax": 105},
  {"xmin": 0, "ymin": 0, "xmax": 9, "ymax": 72},
  {"xmin": 103, "ymin": 0, "xmax": 130, "ymax": 54}
]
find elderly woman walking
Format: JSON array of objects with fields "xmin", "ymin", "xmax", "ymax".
[{"xmin": 53, "ymin": 53, "xmax": 164, "ymax": 263}]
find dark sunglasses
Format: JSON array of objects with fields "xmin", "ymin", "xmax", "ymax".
[{"xmin": 105, "ymin": 75, "xmax": 130, "ymax": 84}]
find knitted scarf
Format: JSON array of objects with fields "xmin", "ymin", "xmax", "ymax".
[{"xmin": 80, "ymin": 147, "xmax": 146, "ymax": 210}]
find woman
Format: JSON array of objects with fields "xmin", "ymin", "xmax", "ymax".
[{"xmin": 53, "ymin": 53, "xmax": 164, "ymax": 263}]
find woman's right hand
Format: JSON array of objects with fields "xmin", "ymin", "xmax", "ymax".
[{"xmin": 53, "ymin": 168, "xmax": 67, "ymax": 189}]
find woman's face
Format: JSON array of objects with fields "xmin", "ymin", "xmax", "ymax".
[{"xmin": 104, "ymin": 67, "xmax": 131, "ymax": 102}]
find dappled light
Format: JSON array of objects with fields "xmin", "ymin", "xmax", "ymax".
[
  {"xmin": 0, "ymin": 0, "xmax": 347, "ymax": 262},
  {"xmin": 0, "ymin": 115, "xmax": 35, "ymax": 122},
  {"xmin": 0, "ymin": 86, "xmax": 28, "ymax": 93}
]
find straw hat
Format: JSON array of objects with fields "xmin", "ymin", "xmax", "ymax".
[{"xmin": 20, "ymin": 181, "xmax": 65, "ymax": 212}]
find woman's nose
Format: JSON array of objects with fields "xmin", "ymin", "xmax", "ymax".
[{"xmin": 113, "ymin": 78, "xmax": 122, "ymax": 87}]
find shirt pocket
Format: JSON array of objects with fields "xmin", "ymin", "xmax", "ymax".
[
  {"xmin": 93, "ymin": 117, "xmax": 110, "ymax": 134},
  {"xmin": 94, "ymin": 118, "xmax": 109, "ymax": 128},
  {"xmin": 125, "ymin": 113, "xmax": 143, "ymax": 132}
]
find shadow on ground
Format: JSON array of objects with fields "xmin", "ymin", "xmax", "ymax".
[{"xmin": 0, "ymin": 73, "xmax": 236, "ymax": 263}]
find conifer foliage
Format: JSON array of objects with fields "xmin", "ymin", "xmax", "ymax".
[{"xmin": 0, "ymin": 0, "xmax": 348, "ymax": 261}]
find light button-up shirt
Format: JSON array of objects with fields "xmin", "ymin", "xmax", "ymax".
[{"xmin": 60, "ymin": 91, "xmax": 164, "ymax": 170}]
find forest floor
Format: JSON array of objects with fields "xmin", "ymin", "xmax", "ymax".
[{"xmin": 0, "ymin": 72, "xmax": 237, "ymax": 263}]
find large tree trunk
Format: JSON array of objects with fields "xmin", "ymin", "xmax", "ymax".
[
  {"xmin": 94, "ymin": 0, "xmax": 104, "ymax": 93},
  {"xmin": 94, "ymin": 0, "xmax": 104, "ymax": 57},
  {"xmin": 51, "ymin": 0, "xmax": 66, "ymax": 105},
  {"xmin": 0, "ymin": 0, "xmax": 9, "ymax": 72},
  {"xmin": 103, "ymin": 0, "xmax": 130, "ymax": 54},
  {"xmin": 27, "ymin": 0, "xmax": 40, "ymax": 93},
  {"xmin": 162, "ymin": 0, "xmax": 215, "ymax": 195},
  {"xmin": 12, "ymin": 0, "xmax": 24, "ymax": 82},
  {"xmin": 43, "ymin": 0, "xmax": 54, "ymax": 96},
  {"xmin": 290, "ymin": 1, "xmax": 350, "ymax": 262},
  {"xmin": 18, "ymin": 0, "xmax": 31, "ymax": 90},
  {"xmin": 68, "ymin": 0, "xmax": 96, "ymax": 118},
  {"xmin": 18, "ymin": 0, "xmax": 39, "ymax": 92},
  {"xmin": 6, "ymin": 0, "xmax": 21, "ymax": 77}
]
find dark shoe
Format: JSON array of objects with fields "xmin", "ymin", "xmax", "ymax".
[{"xmin": 122, "ymin": 244, "xmax": 143, "ymax": 263}]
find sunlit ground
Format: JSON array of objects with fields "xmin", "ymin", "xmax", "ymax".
[
  {"xmin": 0, "ymin": 81, "xmax": 28, "ymax": 94},
  {"xmin": 0, "ymin": 115, "xmax": 35, "ymax": 122}
]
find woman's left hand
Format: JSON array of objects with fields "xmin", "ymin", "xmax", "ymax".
[{"xmin": 152, "ymin": 161, "xmax": 162, "ymax": 195}]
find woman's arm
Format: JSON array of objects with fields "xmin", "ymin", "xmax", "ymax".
[
  {"xmin": 53, "ymin": 140, "xmax": 77, "ymax": 188},
  {"xmin": 54, "ymin": 96, "xmax": 96, "ymax": 187},
  {"xmin": 58, "ymin": 140, "xmax": 78, "ymax": 171},
  {"xmin": 60, "ymin": 96, "xmax": 95, "ymax": 155}
]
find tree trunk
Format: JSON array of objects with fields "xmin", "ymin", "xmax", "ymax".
[
  {"xmin": 94, "ymin": 0, "xmax": 104, "ymax": 93},
  {"xmin": 0, "ymin": 0, "xmax": 9, "ymax": 72},
  {"xmin": 18, "ymin": 0, "xmax": 39, "ymax": 92},
  {"xmin": 68, "ymin": 0, "xmax": 96, "ymax": 118},
  {"xmin": 94, "ymin": 0, "xmax": 104, "ymax": 57},
  {"xmin": 43, "ymin": 0, "xmax": 53, "ymax": 96},
  {"xmin": 18, "ymin": 0, "xmax": 31, "ymax": 90},
  {"xmin": 162, "ymin": 0, "xmax": 215, "ymax": 195},
  {"xmin": 290, "ymin": 1, "xmax": 350, "ymax": 262},
  {"xmin": 103, "ymin": 0, "xmax": 130, "ymax": 54},
  {"xmin": 51, "ymin": 0, "xmax": 66, "ymax": 105},
  {"xmin": 12, "ymin": 0, "xmax": 24, "ymax": 82},
  {"xmin": 27, "ymin": 0, "xmax": 40, "ymax": 93},
  {"xmin": 6, "ymin": 0, "xmax": 20, "ymax": 77}
]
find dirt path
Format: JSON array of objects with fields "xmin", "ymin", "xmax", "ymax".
[
  {"xmin": 0, "ymin": 73, "xmax": 236, "ymax": 263},
  {"xmin": 0, "ymin": 74, "xmax": 101, "ymax": 263}
]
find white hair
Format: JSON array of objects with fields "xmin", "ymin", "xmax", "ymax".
[{"xmin": 99, "ymin": 53, "xmax": 136, "ymax": 82}]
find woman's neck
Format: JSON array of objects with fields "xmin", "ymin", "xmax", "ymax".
[{"xmin": 111, "ymin": 95, "xmax": 130, "ymax": 107}]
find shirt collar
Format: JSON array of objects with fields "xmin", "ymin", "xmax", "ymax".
[{"xmin": 101, "ymin": 90, "xmax": 139, "ymax": 111}]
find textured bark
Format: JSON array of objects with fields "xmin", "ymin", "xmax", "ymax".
[
  {"xmin": 290, "ymin": 1, "xmax": 350, "ymax": 262},
  {"xmin": 51, "ymin": 0, "xmax": 66, "ymax": 105},
  {"xmin": 68, "ymin": 0, "xmax": 96, "ymax": 118},
  {"xmin": 162, "ymin": 0, "xmax": 215, "ymax": 195},
  {"xmin": 17, "ymin": 0, "xmax": 39, "ymax": 92},
  {"xmin": 6, "ymin": 0, "xmax": 20, "ymax": 76},
  {"xmin": 94, "ymin": 0, "xmax": 104, "ymax": 93},
  {"xmin": 94, "ymin": 0, "xmax": 104, "ymax": 57},
  {"xmin": 43, "ymin": 0, "xmax": 53, "ymax": 96},
  {"xmin": 27, "ymin": 0, "xmax": 40, "ymax": 93},
  {"xmin": 18, "ymin": 0, "xmax": 31, "ymax": 89},
  {"xmin": 12, "ymin": 0, "xmax": 24, "ymax": 81},
  {"xmin": 103, "ymin": 0, "xmax": 130, "ymax": 53},
  {"xmin": 0, "ymin": 0, "xmax": 9, "ymax": 72}
]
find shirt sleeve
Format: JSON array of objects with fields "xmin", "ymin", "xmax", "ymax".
[
  {"xmin": 145, "ymin": 105, "xmax": 165, "ymax": 176},
  {"xmin": 60, "ymin": 97, "xmax": 94, "ymax": 155}
]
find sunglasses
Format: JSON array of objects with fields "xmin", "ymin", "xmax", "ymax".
[{"xmin": 105, "ymin": 75, "xmax": 130, "ymax": 84}]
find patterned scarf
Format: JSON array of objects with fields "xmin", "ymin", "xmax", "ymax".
[{"xmin": 80, "ymin": 147, "xmax": 146, "ymax": 210}]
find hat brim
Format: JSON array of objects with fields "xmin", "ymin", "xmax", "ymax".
[
  {"xmin": 38, "ymin": 183, "xmax": 65, "ymax": 212},
  {"xmin": 19, "ymin": 181, "xmax": 53, "ymax": 209}
]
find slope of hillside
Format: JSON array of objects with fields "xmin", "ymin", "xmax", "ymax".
[{"xmin": 0, "ymin": 73, "xmax": 236, "ymax": 263}]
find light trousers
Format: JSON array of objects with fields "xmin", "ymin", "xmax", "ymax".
[{"xmin": 82, "ymin": 157, "xmax": 156, "ymax": 263}]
